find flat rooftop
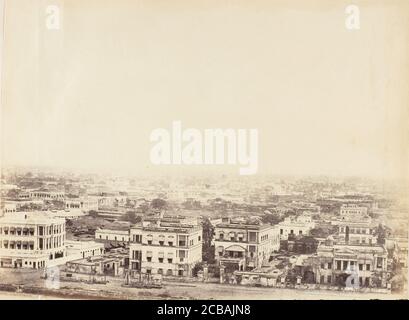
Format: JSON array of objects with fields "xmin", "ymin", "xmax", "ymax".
[{"xmin": 0, "ymin": 212, "xmax": 65, "ymax": 225}]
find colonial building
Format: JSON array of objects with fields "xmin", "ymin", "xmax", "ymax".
[
  {"xmin": 0, "ymin": 212, "xmax": 66, "ymax": 269},
  {"xmin": 129, "ymin": 215, "xmax": 202, "ymax": 277},
  {"xmin": 333, "ymin": 208, "xmax": 378, "ymax": 245},
  {"xmin": 308, "ymin": 240, "xmax": 389, "ymax": 288},
  {"xmin": 277, "ymin": 214, "xmax": 315, "ymax": 240},
  {"xmin": 214, "ymin": 217, "xmax": 280, "ymax": 272}
]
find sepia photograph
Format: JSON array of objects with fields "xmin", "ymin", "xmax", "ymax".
[{"xmin": 0, "ymin": 0, "xmax": 408, "ymax": 307}]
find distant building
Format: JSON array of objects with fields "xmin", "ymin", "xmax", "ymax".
[
  {"xmin": 333, "ymin": 206, "xmax": 377, "ymax": 245},
  {"xmin": 65, "ymin": 197, "xmax": 98, "ymax": 212},
  {"xmin": 277, "ymin": 215, "xmax": 315, "ymax": 240},
  {"xmin": 95, "ymin": 228, "xmax": 130, "ymax": 243},
  {"xmin": 0, "ymin": 212, "xmax": 66, "ymax": 269},
  {"xmin": 29, "ymin": 191, "xmax": 65, "ymax": 201},
  {"xmin": 340, "ymin": 204, "xmax": 368, "ymax": 219},
  {"xmin": 214, "ymin": 217, "xmax": 280, "ymax": 272},
  {"xmin": 129, "ymin": 215, "xmax": 202, "ymax": 277}
]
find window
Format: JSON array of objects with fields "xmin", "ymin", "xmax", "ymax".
[
  {"xmin": 320, "ymin": 275, "xmax": 324, "ymax": 283},
  {"xmin": 299, "ymin": 230, "xmax": 302, "ymax": 235},
  {"xmin": 158, "ymin": 258, "xmax": 164, "ymax": 263},
  {"xmin": 377, "ymin": 257, "xmax": 383, "ymax": 268},
  {"xmin": 179, "ymin": 250, "xmax": 186, "ymax": 258},
  {"xmin": 178, "ymin": 236, "xmax": 187, "ymax": 247},
  {"xmin": 280, "ymin": 229, "xmax": 283, "ymax": 235},
  {"xmin": 146, "ymin": 269, "xmax": 151, "ymax": 274},
  {"xmin": 249, "ymin": 232, "xmax": 257, "ymax": 242},
  {"xmin": 321, "ymin": 263, "xmax": 325, "ymax": 269},
  {"xmin": 327, "ymin": 276, "xmax": 332, "ymax": 283},
  {"xmin": 167, "ymin": 269, "xmax": 173, "ymax": 276},
  {"xmin": 198, "ymin": 236, "xmax": 201, "ymax": 241},
  {"xmin": 158, "ymin": 268, "xmax": 163, "ymax": 274},
  {"xmin": 168, "ymin": 241, "xmax": 173, "ymax": 246},
  {"xmin": 336, "ymin": 261, "xmax": 342, "ymax": 270},
  {"xmin": 147, "ymin": 257, "xmax": 152, "ymax": 262},
  {"xmin": 167, "ymin": 258, "xmax": 173, "ymax": 263},
  {"xmin": 159, "ymin": 241, "xmax": 164, "ymax": 246},
  {"xmin": 328, "ymin": 263, "xmax": 332, "ymax": 269},
  {"xmin": 366, "ymin": 264, "xmax": 371, "ymax": 271},
  {"xmin": 343, "ymin": 261, "xmax": 348, "ymax": 270},
  {"xmin": 147, "ymin": 240, "xmax": 152, "ymax": 245},
  {"xmin": 219, "ymin": 233, "xmax": 224, "ymax": 239}
]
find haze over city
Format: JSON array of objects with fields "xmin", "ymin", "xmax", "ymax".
[{"xmin": 1, "ymin": 0, "xmax": 408, "ymax": 180}]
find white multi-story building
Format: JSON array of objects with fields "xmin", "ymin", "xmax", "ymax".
[
  {"xmin": 277, "ymin": 215, "xmax": 315, "ymax": 240},
  {"xmin": 214, "ymin": 217, "xmax": 280, "ymax": 271},
  {"xmin": 311, "ymin": 241, "xmax": 389, "ymax": 287},
  {"xmin": 0, "ymin": 212, "xmax": 66, "ymax": 269},
  {"xmin": 129, "ymin": 215, "xmax": 202, "ymax": 277}
]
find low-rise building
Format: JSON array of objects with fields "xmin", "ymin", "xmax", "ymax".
[
  {"xmin": 95, "ymin": 228, "xmax": 130, "ymax": 243},
  {"xmin": 66, "ymin": 240, "xmax": 105, "ymax": 259},
  {"xmin": 129, "ymin": 215, "xmax": 202, "ymax": 277},
  {"xmin": 214, "ymin": 217, "xmax": 280, "ymax": 272},
  {"xmin": 0, "ymin": 212, "xmax": 66, "ymax": 269}
]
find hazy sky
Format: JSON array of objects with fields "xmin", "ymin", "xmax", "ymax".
[{"xmin": 1, "ymin": 0, "xmax": 409, "ymax": 178}]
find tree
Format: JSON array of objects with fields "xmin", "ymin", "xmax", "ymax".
[
  {"xmin": 192, "ymin": 262, "xmax": 204, "ymax": 277},
  {"xmin": 202, "ymin": 217, "xmax": 215, "ymax": 263},
  {"xmin": 261, "ymin": 214, "xmax": 282, "ymax": 225},
  {"xmin": 121, "ymin": 212, "xmax": 141, "ymax": 224},
  {"xmin": 374, "ymin": 224, "xmax": 390, "ymax": 245},
  {"xmin": 88, "ymin": 210, "xmax": 98, "ymax": 218},
  {"xmin": 151, "ymin": 198, "xmax": 167, "ymax": 210}
]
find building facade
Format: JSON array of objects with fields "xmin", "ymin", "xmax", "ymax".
[
  {"xmin": 66, "ymin": 240, "xmax": 105, "ymax": 259},
  {"xmin": 214, "ymin": 217, "xmax": 280, "ymax": 272},
  {"xmin": 0, "ymin": 212, "xmax": 66, "ymax": 269},
  {"xmin": 310, "ymin": 241, "xmax": 389, "ymax": 287},
  {"xmin": 277, "ymin": 215, "xmax": 315, "ymax": 240},
  {"xmin": 95, "ymin": 228, "xmax": 130, "ymax": 242},
  {"xmin": 129, "ymin": 216, "xmax": 202, "ymax": 277}
]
